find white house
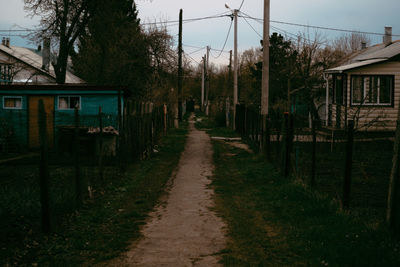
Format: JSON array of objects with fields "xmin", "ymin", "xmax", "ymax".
[{"xmin": 325, "ymin": 27, "xmax": 400, "ymax": 131}]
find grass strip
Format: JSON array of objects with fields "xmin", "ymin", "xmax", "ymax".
[
  {"xmin": 206, "ymin": 124, "xmax": 400, "ymax": 266},
  {"xmin": 2, "ymin": 124, "xmax": 188, "ymax": 266}
]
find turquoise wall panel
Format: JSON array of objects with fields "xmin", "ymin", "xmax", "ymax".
[{"xmin": 0, "ymin": 95, "xmax": 28, "ymax": 147}]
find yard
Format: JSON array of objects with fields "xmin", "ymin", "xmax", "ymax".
[
  {"xmin": 0, "ymin": 124, "xmax": 187, "ymax": 266},
  {"xmin": 197, "ymin": 114, "xmax": 400, "ymax": 266}
]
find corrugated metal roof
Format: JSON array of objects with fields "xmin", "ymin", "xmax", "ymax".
[
  {"xmin": 326, "ymin": 40, "xmax": 400, "ymax": 73},
  {"xmin": 353, "ymin": 40, "xmax": 400, "ymax": 61},
  {"xmin": 325, "ymin": 58, "xmax": 387, "ymax": 73},
  {"xmin": 0, "ymin": 44, "xmax": 84, "ymax": 83}
]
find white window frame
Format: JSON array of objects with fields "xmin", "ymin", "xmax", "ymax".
[
  {"xmin": 351, "ymin": 75, "xmax": 393, "ymax": 106},
  {"xmin": 58, "ymin": 95, "xmax": 81, "ymax": 110},
  {"xmin": 3, "ymin": 96, "xmax": 23, "ymax": 110}
]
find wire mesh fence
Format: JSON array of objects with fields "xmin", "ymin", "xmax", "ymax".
[
  {"xmin": 235, "ymin": 104, "xmax": 395, "ymax": 225},
  {"xmin": 0, "ymin": 100, "xmax": 173, "ymax": 234}
]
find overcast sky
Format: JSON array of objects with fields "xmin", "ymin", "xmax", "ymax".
[{"xmin": 1, "ymin": 0, "xmax": 399, "ymax": 66}]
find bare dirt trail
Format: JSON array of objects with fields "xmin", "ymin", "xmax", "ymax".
[{"xmin": 109, "ymin": 114, "xmax": 226, "ymax": 266}]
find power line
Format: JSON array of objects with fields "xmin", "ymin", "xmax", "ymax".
[
  {"xmin": 184, "ymin": 52, "xmax": 200, "ymax": 64},
  {"xmin": 239, "ymin": 11, "xmax": 262, "ymax": 39},
  {"xmin": 240, "ymin": 12, "xmax": 400, "ymax": 37},
  {"xmin": 210, "ymin": 18, "xmax": 234, "ymax": 59},
  {"xmin": 141, "ymin": 13, "xmax": 230, "ymax": 26},
  {"xmin": 0, "ymin": 29, "xmax": 34, "ymax": 32},
  {"xmin": 187, "ymin": 46, "xmax": 206, "ymax": 55},
  {"xmin": 238, "ymin": 0, "xmax": 245, "ymax": 11},
  {"xmin": 183, "ymin": 43, "xmax": 230, "ymax": 54},
  {"xmin": 270, "ymin": 25, "xmax": 330, "ymax": 47}
]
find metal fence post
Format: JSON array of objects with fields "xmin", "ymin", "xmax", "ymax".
[
  {"xmin": 342, "ymin": 120, "xmax": 354, "ymax": 209},
  {"xmin": 38, "ymin": 100, "xmax": 50, "ymax": 233}
]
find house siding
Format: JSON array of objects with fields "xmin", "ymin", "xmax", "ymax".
[
  {"xmin": 0, "ymin": 87, "xmax": 122, "ymax": 149},
  {"xmin": 0, "ymin": 51, "xmax": 54, "ymax": 84},
  {"xmin": 0, "ymin": 95, "xmax": 28, "ymax": 147},
  {"xmin": 331, "ymin": 61, "xmax": 400, "ymax": 131}
]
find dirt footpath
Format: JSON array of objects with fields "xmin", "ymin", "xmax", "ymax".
[{"xmin": 111, "ymin": 115, "xmax": 226, "ymax": 266}]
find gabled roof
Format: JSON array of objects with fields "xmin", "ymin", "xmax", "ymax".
[
  {"xmin": 325, "ymin": 40, "xmax": 400, "ymax": 74},
  {"xmin": 325, "ymin": 58, "xmax": 387, "ymax": 73},
  {"xmin": 0, "ymin": 44, "xmax": 84, "ymax": 83}
]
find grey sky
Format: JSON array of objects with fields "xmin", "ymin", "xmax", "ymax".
[{"xmin": 1, "ymin": 0, "xmax": 399, "ymax": 66}]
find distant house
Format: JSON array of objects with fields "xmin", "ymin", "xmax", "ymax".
[
  {"xmin": 0, "ymin": 84, "xmax": 123, "ymax": 151},
  {"xmin": 324, "ymin": 27, "xmax": 400, "ymax": 131},
  {"xmin": 0, "ymin": 37, "xmax": 83, "ymax": 84}
]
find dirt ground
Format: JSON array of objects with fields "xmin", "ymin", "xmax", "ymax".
[{"xmin": 106, "ymin": 115, "xmax": 226, "ymax": 266}]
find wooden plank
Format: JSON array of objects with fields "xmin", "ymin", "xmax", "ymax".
[
  {"xmin": 0, "ymin": 152, "xmax": 38, "ymax": 164},
  {"xmin": 29, "ymin": 96, "xmax": 54, "ymax": 149}
]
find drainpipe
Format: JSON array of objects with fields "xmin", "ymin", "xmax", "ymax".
[{"xmin": 323, "ymin": 73, "xmax": 329, "ymax": 126}]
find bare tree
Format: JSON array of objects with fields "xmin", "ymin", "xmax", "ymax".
[
  {"xmin": 25, "ymin": 0, "xmax": 93, "ymax": 84},
  {"xmin": 332, "ymin": 32, "xmax": 371, "ymax": 54}
]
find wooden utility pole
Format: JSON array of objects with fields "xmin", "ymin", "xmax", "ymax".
[
  {"xmin": 178, "ymin": 9, "xmax": 183, "ymax": 121},
  {"xmin": 387, "ymin": 97, "xmax": 400, "ymax": 236},
  {"xmin": 228, "ymin": 50, "xmax": 232, "ymax": 91},
  {"xmin": 233, "ymin": 9, "xmax": 238, "ymax": 129},
  {"xmin": 227, "ymin": 50, "xmax": 233, "ymax": 127},
  {"xmin": 74, "ymin": 107, "xmax": 81, "ymax": 205},
  {"xmin": 205, "ymin": 46, "xmax": 210, "ymax": 115},
  {"xmin": 98, "ymin": 106, "xmax": 104, "ymax": 181},
  {"xmin": 342, "ymin": 120, "xmax": 354, "ymax": 209},
  {"xmin": 38, "ymin": 100, "xmax": 50, "ymax": 233},
  {"xmin": 201, "ymin": 56, "xmax": 205, "ymax": 111},
  {"xmin": 261, "ymin": 0, "xmax": 270, "ymax": 153}
]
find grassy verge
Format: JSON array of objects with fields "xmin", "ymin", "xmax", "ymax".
[
  {"xmin": 1, "ymin": 124, "xmax": 188, "ymax": 266},
  {"xmin": 196, "ymin": 115, "xmax": 400, "ymax": 266}
]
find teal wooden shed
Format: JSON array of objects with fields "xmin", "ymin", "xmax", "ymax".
[{"xmin": 0, "ymin": 84, "xmax": 123, "ymax": 150}]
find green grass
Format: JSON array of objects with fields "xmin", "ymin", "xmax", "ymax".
[
  {"xmin": 194, "ymin": 112, "xmax": 240, "ymax": 138},
  {"xmin": 208, "ymin": 127, "xmax": 400, "ymax": 266},
  {"xmin": 0, "ymin": 124, "xmax": 188, "ymax": 266}
]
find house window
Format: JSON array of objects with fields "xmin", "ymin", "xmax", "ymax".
[
  {"xmin": 351, "ymin": 75, "xmax": 393, "ymax": 105},
  {"xmin": 58, "ymin": 96, "xmax": 80, "ymax": 110},
  {"xmin": 3, "ymin": 96, "xmax": 22, "ymax": 109}
]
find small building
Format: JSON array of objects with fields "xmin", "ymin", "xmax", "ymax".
[
  {"xmin": 324, "ymin": 27, "xmax": 400, "ymax": 131},
  {"xmin": 0, "ymin": 84, "xmax": 123, "ymax": 151}
]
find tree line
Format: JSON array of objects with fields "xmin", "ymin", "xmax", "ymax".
[{"xmin": 25, "ymin": 0, "xmax": 369, "ymax": 111}]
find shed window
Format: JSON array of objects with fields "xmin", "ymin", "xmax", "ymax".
[
  {"xmin": 351, "ymin": 75, "xmax": 393, "ymax": 105},
  {"xmin": 58, "ymin": 96, "xmax": 80, "ymax": 110},
  {"xmin": 3, "ymin": 96, "xmax": 22, "ymax": 109}
]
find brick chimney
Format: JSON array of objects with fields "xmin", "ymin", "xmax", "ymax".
[
  {"xmin": 383, "ymin": 26, "xmax": 392, "ymax": 46},
  {"xmin": 1, "ymin": 37, "xmax": 5, "ymax": 46},
  {"xmin": 5, "ymin": 37, "xmax": 10, "ymax": 48},
  {"xmin": 42, "ymin": 38, "xmax": 50, "ymax": 72}
]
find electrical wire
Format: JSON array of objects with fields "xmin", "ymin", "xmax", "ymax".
[
  {"xmin": 184, "ymin": 52, "xmax": 200, "ymax": 64},
  {"xmin": 239, "ymin": 11, "xmax": 262, "ymax": 39},
  {"xmin": 2, "ymin": 10, "xmax": 398, "ymax": 38},
  {"xmin": 183, "ymin": 43, "xmax": 230, "ymax": 54},
  {"xmin": 210, "ymin": 18, "xmax": 234, "ymax": 59},
  {"xmin": 239, "ymin": 12, "xmax": 400, "ymax": 37},
  {"xmin": 270, "ymin": 25, "xmax": 330, "ymax": 47},
  {"xmin": 238, "ymin": 0, "xmax": 245, "ymax": 11},
  {"xmin": 187, "ymin": 46, "xmax": 206, "ymax": 55},
  {"xmin": 140, "ymin": 12, "xmax": 231, "ymax": 26}
]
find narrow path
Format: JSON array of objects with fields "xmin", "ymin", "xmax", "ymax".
[{"xmin": 112, "ymin": 114, "xmax": 226, "ymax": 266}]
